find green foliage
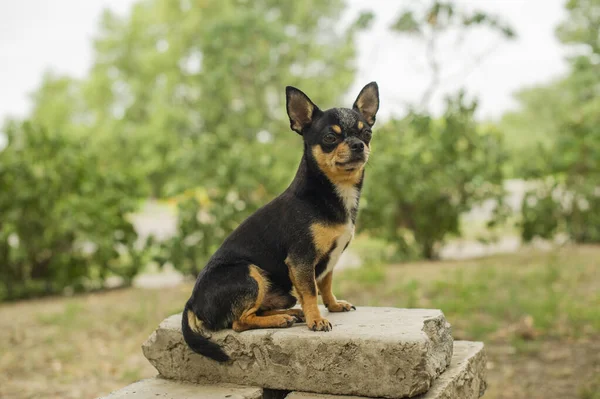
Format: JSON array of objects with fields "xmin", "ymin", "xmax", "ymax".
[
  {"xmin": 390, "ymin": 1, "xmax": 514, "ymax": 39},
  {"xmin": 5, "ymin": 0, "xmax": 369, "ymax": 280},
  {"xmin": 498, "ymin": 80, "xmax": 572, "ymax": 177},
  {"xmin": 16, "ymin": 0, "xmax": 369, "ymax": 198},
  {"xmin": 0, "ymin": 123, "xmax": 151, "ymax": 300},
  {"xmin": 360, "ymin": 93, "xmax": 507, "ymax": 259},
  {"xmin": 82, "ymin": 0, "xmax": 366, "ymax": 198},
  {"xmin": 389, "ymin": 1, "xmax": 515, "ymax": 111},
  {"xmin": 359, "ymin": 1, "xmax": 515, "ymax": 259},
  {"xmin": 85, "ymin": 0, "xmax": 366, "ymax": 275},
  {"xmin": 505, "ymin": 0, "xmax": 600, "ymax": 244},
  {"xmin": 556, "ymin": 0, "xmax": 600, "ymax": 54}
]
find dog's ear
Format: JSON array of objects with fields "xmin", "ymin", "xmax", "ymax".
[
  {"xmin": 286, "ymin": 86, "xmax": 321, "ymax": 135},
  {"xmin": 353, "ymin": 82, "xmax": 379, "ymax": 126}
]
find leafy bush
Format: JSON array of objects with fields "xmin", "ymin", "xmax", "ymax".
[
  {"xmin": 515, "ymin": 0, "xmax": 600, "ymax": 244},
  {"xmin": 520, "ymin": 115, "xmax": 600, "ymax": 244},
  {"xmin": 154, "ymin": 137, "xmax": 299, "ymax": 276},
  {"xmin": 28, "ymin": 0, "xmax": 370, "ymax": 199},
  {"xmin": 359, "ymin": 93, "xmax": 507, "ymax": 259},
  {"xmin": 0, "ymin": 123, "xmax": 150, "ymax": 300}
]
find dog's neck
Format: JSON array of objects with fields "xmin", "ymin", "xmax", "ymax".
[{"xmin": 288, "ymin": 150, "xmax": 363, "ymax": 224}]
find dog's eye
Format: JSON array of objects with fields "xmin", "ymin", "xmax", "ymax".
[
  {"xmin": 323, "ymin": 133, "xmax": 338, "ymax": 144},
  {"xmin": 362, "ymin": 130, "xmax": 372, "ymax": 141}
]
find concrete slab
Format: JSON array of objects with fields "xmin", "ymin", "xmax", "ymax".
[
  {"xmin": 97, "ymin": 377, "xmax": 263, "ymax": 399},
  {"xmin": 142, "ymin": 307, "xmax": 453, "ymax": 398},
  {"xmin": 286, "ymin": 341, "xmax": 486, "ymax": 399}
]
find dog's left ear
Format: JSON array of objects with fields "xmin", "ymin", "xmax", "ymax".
[
  {"xmin": 286, "ymin": 86, "xmax": 321, "ymax": 135},
  {"xmin": 353, "ymin": 82, "xmax": 379, "ymax": 126}
]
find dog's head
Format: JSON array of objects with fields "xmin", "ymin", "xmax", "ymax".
[{"xmin": 285, "ymin": 82, "xmax": 379, "ymax": 185}]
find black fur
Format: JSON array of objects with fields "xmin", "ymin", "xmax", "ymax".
[
  {"xmin": 181, "ymin": 304, "xmax": 230, "ymax": 362},
  {"xmin": 182, "ymin": 82, "xmax": 379, "ymax": 362}
]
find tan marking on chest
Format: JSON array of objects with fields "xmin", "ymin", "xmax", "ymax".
[
  {"xmin": 311, "ymin": 223, "xmax": 347, "ymax": 255},
  {"xmin": 311, "ymin": 221, "xmax": 355, "ymax": 281}
]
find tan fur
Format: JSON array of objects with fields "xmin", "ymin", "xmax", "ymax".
[
  {"xmin": 300, "ymin": 295, "xmax": 324, "ymax": 324},
  {"xmin": 249, "ymin": 264, "xmax": 270, "ymax": 294},
  {"xmin": 310, "ymin": 222, "xmax": 347, "ymax": 256},
  {"xmin": 311, "ymin": 144, "xmax": 368, "ymax": 185},
  {"xmin": 357, "ymin": 121, "xmax": 364, "ymax": 130},
  {"xmin": 187, "ymin": 310, "xmax": 204, "ymax": 334},
  {"xmin": 286, "ymin": 257, "xmax": 330, "ymax": 330},
  {"xmin": 232, "ymin": 265, "xmax": 295, "ymax": 332},
  {"xmin": 317, "ymin": 271, "xmax": 336, "ymax": 307},
  {"xmin": 331, "ymin": 124, "xmax": 342, "ymax": 134},
  {"xmin": 317, "ymin": 272, "xmax": 354, "ymax": 312},
  {"xmin": 355, "ymin": 88, "xmax": 378, "ymax": 125},
  {"xmin": 288, "ymin": 93, "xmax": 315, "ymax": 132},
  {"xmin": 260, "ymin": 308, "xmax": 305, "ymax": 320}
]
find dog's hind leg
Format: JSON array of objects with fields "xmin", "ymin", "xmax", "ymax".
[
  {"xmin": 257, "ymin": 288, "xmax": 304, "ymax": 321},
  {"xmin": 232, "ymin": 265, "xmax": 297, "ymax": 332},
  {"xmin": 259, "ymin": 308, "xmax": 305, "ymax": 322}
]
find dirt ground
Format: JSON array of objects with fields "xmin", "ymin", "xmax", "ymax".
[{"xmin": 485, "ymin": 339, "xmax": 600, "ymax": 399}]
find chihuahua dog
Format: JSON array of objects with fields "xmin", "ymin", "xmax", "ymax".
[{"xmin": 182, "ymin": 82, "xmax": 379, "ymax": 362}]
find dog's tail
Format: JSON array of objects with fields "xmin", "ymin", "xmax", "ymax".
[{"xmin": 181, "ymin": 306, "xmax": 230, "ymax": 363}]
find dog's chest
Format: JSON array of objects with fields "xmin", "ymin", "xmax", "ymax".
[
  {"xmin": 335, "ymin": 184, "xmax": 359, "ymax": 213},
  {"xmin": 316, "ymin": 221, "xmax": 354, "ymax": 282}
]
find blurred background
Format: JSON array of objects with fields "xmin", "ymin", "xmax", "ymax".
[{"xmin": 0, "ymin": 1, "xmax": 598, "ymax": 398}]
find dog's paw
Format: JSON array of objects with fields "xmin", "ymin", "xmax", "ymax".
[
  {"xmin": 277, "ymin": 314, "xmax": 296, "ymax": 328},
  {"xmin": 287, "ymin": 309, "xmax": 305, "ymax": 322},
  {"xmin": 307, "ymin": 317, "xmax": 332, "ymax": 332},
  {"xmin": 326, "ymin": 300, "xmax": 356, "ymax": 312}
]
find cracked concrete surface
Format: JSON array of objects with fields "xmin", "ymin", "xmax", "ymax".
[
  {"xmin": 142, "ymin": 307, "xmax": 453, "ymax": 398},
  {"xmin": 286, "ymin": 341, "xmax": 486, "ymax": 399},
  {"xmin": 98, "ymin": 377, "xmax": 263, "ymax": 399}
]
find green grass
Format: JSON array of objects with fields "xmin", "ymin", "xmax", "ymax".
[
  {"xmin": 37, "ymin": 301, "xmax": 85, "ymax": 327},
  {"xmin": 579, "ymin": 376, "xmax": 600, "ymax": 399},
  {"xmin": 335, "ymin": 245, "xmax": 600, "ymax": 342}
]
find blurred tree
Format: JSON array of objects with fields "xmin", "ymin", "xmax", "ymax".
[
  {"xmin": 505, "ymin": 0, "xmax": 600, "ymax": 243},
  {"xmin": 26, "ymin": 72, "xmax": 87, "ymax": 136},
  {"xmin": 84, "ymin": 0, "xmax": 370, "ymax": 198},
  {"xmin": 7, "ymin": 0, "xmax": 373, "ymax": 277},
  {"xmin": 360, "ymin": 93, "xmax": 507, "ymax": 259},
  {"xmin": 0, "ymin": 123, "xmax": 153, "ymax": 300},
  {"xmin": 498, "ymin": 80, "xmax": 571, "ymax": 177},
  {"xmin": 358, "ymin": 1, "xmax": 513, "ymax": 259},
  {"xmin": 390, "ymin": 0, "xmax": 515, "ymax": 109}
]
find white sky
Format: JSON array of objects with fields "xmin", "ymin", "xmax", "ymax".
[{"xmin": 0, "ymin": 0, "xmax": 568, "ymax": 127}]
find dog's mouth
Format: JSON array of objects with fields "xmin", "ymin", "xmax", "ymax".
[{"xmin": 335, "ymin": 158, "xmax": 365, "ymax": 171}]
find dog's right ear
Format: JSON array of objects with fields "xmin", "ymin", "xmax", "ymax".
[{"xmin": 286, "ymin": 86, "xmax": 321, "ymax": 135}]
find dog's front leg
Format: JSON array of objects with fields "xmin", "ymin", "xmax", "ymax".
[
  {"xmin": 287, "ymin": 258, "xmax": 332, "ymax": 332},
  {"xmin": 318, "ymin": 272, "xmax": 356, "ymax": 312}
]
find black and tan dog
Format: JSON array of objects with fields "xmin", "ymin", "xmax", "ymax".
[{"xmin": 182, "ymin": 82, "xmax": 379, "ymax": 362}]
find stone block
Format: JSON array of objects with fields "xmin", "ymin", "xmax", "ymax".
[
  {"xmin": 286, "ymin": 341, "xmax": 486, "ymax": 399},
  {"xmin": 142, "ymin": 307, "xmax": 453, "ymax": 398},
  {"xmin": 97, "ymin": 377, "xmax": 263, "ymax": 399}
]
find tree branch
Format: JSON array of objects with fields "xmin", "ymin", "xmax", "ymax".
[{"xmin": 420, "ymin": 27, "xmax": 441, "ymax": 110}]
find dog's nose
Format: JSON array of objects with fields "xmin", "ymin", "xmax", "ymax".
[{"xmin": 351, "ymin": 141, "xmax": 364, "ymax": 152}]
